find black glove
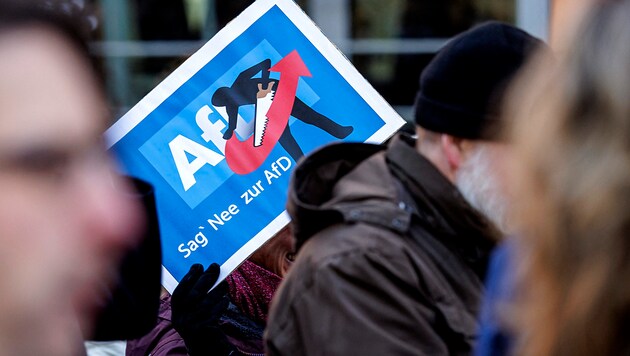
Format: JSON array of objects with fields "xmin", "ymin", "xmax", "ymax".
[{"xmin": 171, "ymin": 263, "xmax": 234, "ymax": 355}]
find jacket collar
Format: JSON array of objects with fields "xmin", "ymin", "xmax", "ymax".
[
  {"xmin": 386, "ymin": 133, "xmax": 499, "ymax": 277},
  {"xmin": 287, "ymin": 133, "xmax": 498, "ymax": 277}
]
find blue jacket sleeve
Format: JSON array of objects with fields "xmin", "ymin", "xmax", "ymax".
[{"xmin": 475, "ymin": 242, "xmax": 516, "ymax": 356}]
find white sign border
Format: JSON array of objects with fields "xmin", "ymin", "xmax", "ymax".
[{"xmin": 105, "ymin": 0, "xmax": 405, "ymax": 293}]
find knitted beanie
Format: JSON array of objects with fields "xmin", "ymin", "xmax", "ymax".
[{"xmin": 414, "ymin": 21, "xmax": 544, "ymax": 140}]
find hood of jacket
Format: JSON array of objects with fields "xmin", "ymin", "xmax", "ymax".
[
  {"xmin": 287, "ymin": 134, "xmax": 499, "ymax": 273},
  {"xmin": 287, "ymin": 140, "xmax": 411, "ymax": 251}
]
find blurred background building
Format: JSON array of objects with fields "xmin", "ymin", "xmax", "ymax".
[{"xmin": 85, "ymin": 0, "xmax": 553, "ymax": 122}]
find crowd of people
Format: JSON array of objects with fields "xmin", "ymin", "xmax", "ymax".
[{"xmin": 0, "ymin": 0, "xmax": 629, "ymax": 355}]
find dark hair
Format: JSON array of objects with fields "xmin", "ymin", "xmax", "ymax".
[{"xmin": 0, "ymin": 0, "xmax": 97, "ymax": 75}]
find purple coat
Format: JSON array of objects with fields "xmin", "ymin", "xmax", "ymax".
[{"xmin": 126, "ymin": 295, "xmax": 188, "ymax": 356}]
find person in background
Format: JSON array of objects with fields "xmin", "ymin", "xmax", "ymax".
[
  {"xmin": 0, "ymin": 1, "xmax": 144, "ymax": 355},
  {"xmin": 86, "ymin": 177, "xmax": 163, "ymax": 356},
  {"xmin": 483, "ymin": 1, "xmax": 630, "ymax": 355},
  {"xmin": 126, "ymin": 225, "xmax": 294, "ymax": 356},
  {"xmin": 264, "ymin": 22, "xmax": 545, "ymax": 355}
]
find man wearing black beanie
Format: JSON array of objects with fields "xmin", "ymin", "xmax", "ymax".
[{"xmin": 265, "ymin": 22, "xmax": 545, "ymax": 355}]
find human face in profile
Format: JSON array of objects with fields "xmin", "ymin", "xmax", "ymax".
[{"xmin": 0, "ymin": 27, "xmax": 143, "ymax": 355}]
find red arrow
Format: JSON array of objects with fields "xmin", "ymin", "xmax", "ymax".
[{"xmin": 225, "ymin": 50, "xmax": 312, "ymax": 175}]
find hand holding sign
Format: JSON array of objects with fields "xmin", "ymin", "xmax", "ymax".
[{"xmin": 172, "ymin": 263, "xmax": 233, "ymax": 355}]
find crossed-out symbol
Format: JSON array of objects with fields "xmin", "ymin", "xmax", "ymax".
[{"xmin": 219, "ymin": 50, "xmax": 352, "ymax": 175}]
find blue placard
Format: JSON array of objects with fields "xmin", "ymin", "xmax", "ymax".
[{"xmin": 106, "ymin": 0, "xmax": 405, "ymax": 291}]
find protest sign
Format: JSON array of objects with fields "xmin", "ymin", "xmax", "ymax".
[{"xmin": 106, "ymin": 0, "xmax": 406, "ymax": 292}]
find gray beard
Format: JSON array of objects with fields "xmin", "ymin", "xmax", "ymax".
[{"xmin": 455, "ymin": 145, "xmax": 511, "ymax": 235}]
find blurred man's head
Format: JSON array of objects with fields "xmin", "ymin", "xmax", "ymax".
[
  {"xmin": 505, "ymin": 1, "xmax": 630, "ymax": 353},
  {"xmin": 413, "ymin": 22, "xmax": 545, "ymax": 234},
  {"xmin": 0, "ymin": 1, "xmax": 143, "ymax": 354}
]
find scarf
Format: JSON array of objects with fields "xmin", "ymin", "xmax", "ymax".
[
  {"xmin": 219, "ymin": 260, "xmax": 283, "ymax": 355},
  {"xmin": 226, "ymin": 260, "xmax": 283, "ymax": 325}
]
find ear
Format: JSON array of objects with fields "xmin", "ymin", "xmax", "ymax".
[{"xmin": 441, "ymin": 134, "xmax": 465, "ymax": 173}]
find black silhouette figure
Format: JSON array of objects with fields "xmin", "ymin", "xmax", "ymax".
[{"xmin": 211, "ymin": 59, "xmax": 353, "ymax": 162}]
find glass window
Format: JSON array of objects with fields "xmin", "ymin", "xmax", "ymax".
[
  {"xmin": 350, "ymin": 0, "xmax": 515, "ymax": 109},
  {"xmin": 88, "ymin": 0, "xmax": 519, "ymax": 119}
]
